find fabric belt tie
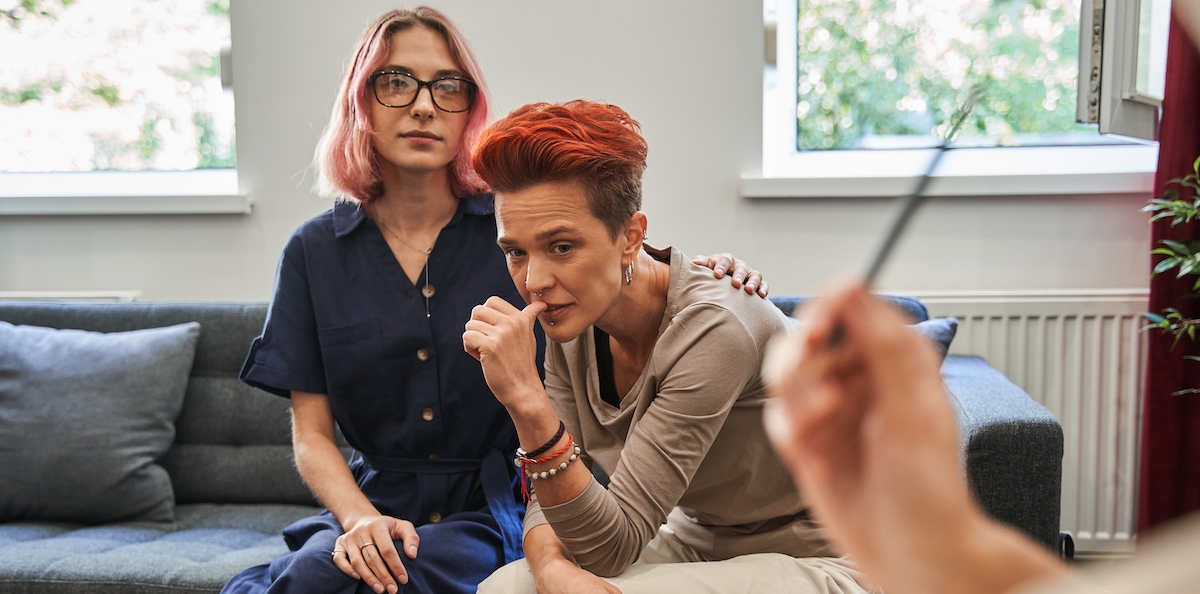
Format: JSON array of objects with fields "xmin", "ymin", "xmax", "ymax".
[{"xmin": 357, "ymin": 449, "xmax": 524, "ymax": 563}]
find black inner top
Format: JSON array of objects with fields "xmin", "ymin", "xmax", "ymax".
[
  {"xmin": 591, "ymin": 245, "xmax": 672, "ymax": 410},
  {"xmin": 594, "ymin": 327, "xmax": 621, "ymax": 408}
]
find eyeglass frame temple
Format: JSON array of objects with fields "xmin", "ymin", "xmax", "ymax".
[{"xmin": 367, "ymin": 71, "xmax": 477, "ymax": 113}]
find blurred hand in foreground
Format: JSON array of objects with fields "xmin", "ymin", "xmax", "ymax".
[{"xmin": 762, "ymin": 282, "xmax": 1068, "ymax": 594}]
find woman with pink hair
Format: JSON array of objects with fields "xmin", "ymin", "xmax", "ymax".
[{"xmin": 222, "ymin": 7, "xmax": 763, "ymax": 594}]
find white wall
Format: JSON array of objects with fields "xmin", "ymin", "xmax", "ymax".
[{"xmin": 0, "ymin": 0, "xmax": 1150, "ymax": 300}]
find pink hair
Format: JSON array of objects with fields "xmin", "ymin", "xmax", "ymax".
[{"xmin": 314, "ymin": 7, "xmax": 491, "ymax": 202}]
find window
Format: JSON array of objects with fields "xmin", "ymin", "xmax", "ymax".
[
  {"xmin": 1, "ymin": 0, "xmax": 234, "ymax": 171},
  {"xmin": 750, "ymin": 0, "xmax": 1163, "ymax": 198},
  {"xmin": 1079, "ymin": 0, "xmax": 1170, "ymax": 139},
  {"xmin": 0, "ymin": 0, "xmax": 244, "ymax": 214}
]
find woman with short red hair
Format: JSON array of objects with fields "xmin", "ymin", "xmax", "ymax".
[{"xmin": 464, "ymin": 101, "xmax": 872, "ymax": 594}]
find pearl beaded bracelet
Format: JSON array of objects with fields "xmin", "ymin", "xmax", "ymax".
[{"xmin": 527, "ymin": 446, "xmax": 582, "ymax": 480}]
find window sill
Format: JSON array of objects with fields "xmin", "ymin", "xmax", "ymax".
[
  {"xmin": 745, "ymin": 140, "xmax": 1158, "ymax": 199},
  {"xmin": 0, "ymin": 170, "xmax": 251, "ymax": 215}
]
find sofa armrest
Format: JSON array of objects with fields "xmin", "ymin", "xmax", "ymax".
[{"xmin": 941, "ymin": 355, "xmax": 1063, "ymax": 551}]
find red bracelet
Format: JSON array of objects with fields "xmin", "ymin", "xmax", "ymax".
[{"xmin": 513, "ymin": 433, "xmax": 579, "ymax": 501}]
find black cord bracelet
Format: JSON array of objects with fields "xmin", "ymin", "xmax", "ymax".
[{"xmin": 518, "ymin": 420, "xmax": 565, "ymax": 459}]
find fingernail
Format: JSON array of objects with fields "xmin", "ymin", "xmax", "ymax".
[
  {"xmin": 714, "ymin": 268, "xmax": 724, "ymax": 276},
  {"xmin": 399, "ymin": 575, "xmax": 409, "ymax": 585},
  {"xmin": 374, "ymin": 584, "xmax": 383, "ymax": 593},
  {"xmin": 352, "ymin": 573, "xmax": 360, "ymax": 580},
  {"xmin": 388, "ymin": 585, "xmax": 398, "ymax": 594},
  {"xmin": 746, "ymin": 284, "xmax": 756, "ymax": 292},
  {"xmin": 734, "ymin": 276, "xmax": 743, "ymax": 283},
  {"xmin": 409, "ymin": 545, "xmax": 418, "ymax": 556}
]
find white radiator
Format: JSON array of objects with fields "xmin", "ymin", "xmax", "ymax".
[{"xmin": 905, "ymin": 289, "xmax": 1149, "ymax": 557}]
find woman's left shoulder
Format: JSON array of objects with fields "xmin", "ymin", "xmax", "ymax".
[
  {"xmin": 671, "ymin": 253, "xmax": 787, "ymax": 332},
  {"xmin": 674, "ymin": 297, "xmax": 787, "ymax": 345}
]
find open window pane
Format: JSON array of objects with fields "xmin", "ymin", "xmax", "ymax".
[
  {"xmin": 1135, "ymin": 0, "xmax": 1170, "ymax": 100},
  {"xmin": 796, "ymin": 0, "xmax": 1105, "ymax": 150},
  {"xmin": 0, "ymin": 0, "xmax": 235, "ymax": 172}
]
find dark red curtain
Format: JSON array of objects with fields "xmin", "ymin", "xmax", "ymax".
[{"xmin": 1138, "ymin": 13, "xmax": 1200, "ymax": 533}]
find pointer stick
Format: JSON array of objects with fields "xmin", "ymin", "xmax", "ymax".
[
  {"xmin": 864, "ymin": 88, "xmax": 981, "ymax": 285},
  {"xmin": 828, "ymin": 88, "xmax": 982, "ymax": 347}
]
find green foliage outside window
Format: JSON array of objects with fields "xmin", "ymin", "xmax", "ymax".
[
  {"xmin": 1, "ymin": 0, "xmax": 75, "ymax": 28},
  {"xmin": 798, "ymin": 0, "xmax": 1095, "ymax": 150},
  {"xmin": 0, "ymin": 0, "xmax": 235, "ymax": 171}
]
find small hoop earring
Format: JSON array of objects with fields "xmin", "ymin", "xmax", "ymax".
[{"xmin": 624, "ymin": 263, "xmax": 633, "ymax": 286}]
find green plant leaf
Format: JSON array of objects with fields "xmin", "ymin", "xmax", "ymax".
[
  {"xmin": 1180, "ymin": 258, "xmax": 1198, "ymax": 277},
  {"xmin": 1151, "ymin": 248, "xmax": 1179, "ymax": 256},
  {"xmin": 1172, "ymin": 388, "xmax": 1200, "ymax": 396},
  {"xmin": 89, "ymin": 84, "xmax": 120, "ymax": 107},
  {"xmin": 1162, "ymin": 239, "xmax": 1191, "ymax": 254},
  {"xmin": 1154, "ymin": 257, "xmax": 1182, "ymax": 275},
  {"xmin": 1144, "ymin": 312, "xmax": 1167, "ymax": 324}
]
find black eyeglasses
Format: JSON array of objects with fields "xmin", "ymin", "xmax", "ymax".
[{"xmin": 368, "ymin": 71, "xmax": 478, "ymax": 113}]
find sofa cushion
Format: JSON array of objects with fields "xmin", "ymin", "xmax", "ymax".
[
  {"xmin": 769, "ymin": 294, "xmax": 930, "ymax": 322},
  {"xmin": 0, "ymin": 302, "xmax": 329, "ymax": 507},
  {"xmin": 779, "ymin": 314, "xmax": 957, "ymax": 359},
  {"xmin": 0, "ymin": 503, "xmax": 321, "ymax": 594},
  {"xmin": 0, "ymin": 322, "xmax": 200, "ymax": 523},
  {"xmin": 914, "ymin": 317, "xmax": 958, "ymax": 358}
]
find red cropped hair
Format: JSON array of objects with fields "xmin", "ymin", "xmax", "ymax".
[
  {"xmin": 471, "ymin": 101, "xmax": 648, "ymax": 238},
  {"xmin": 314, "ymin": 7, "xmax": 490, "ymax": 202}
]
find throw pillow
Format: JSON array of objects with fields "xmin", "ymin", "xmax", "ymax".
[
  {"xmin": 0, "ymin": 321, "xmax": 201, "ymax": 523},
  {"xmin": 912, "ymin": 317, "xmax": 959, "ymax": 359},
  {"xmin": 781, "ymin": 317, "xmax": 958, "ymax": 359}
]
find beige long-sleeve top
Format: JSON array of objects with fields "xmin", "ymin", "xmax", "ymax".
[{"xmin": 524, "ymin": 246, "xmax": 834, "ymax": 577}]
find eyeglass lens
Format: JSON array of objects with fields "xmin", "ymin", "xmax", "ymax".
[{"xmin": 373, "ymin": 73, "xmax": 474, "ymax": 112}]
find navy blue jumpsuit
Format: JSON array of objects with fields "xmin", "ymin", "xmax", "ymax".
[{"xmin": 221, "ymin": 195, "xmax": 542, "ymax": 594}]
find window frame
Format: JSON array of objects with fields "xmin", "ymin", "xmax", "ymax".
[
  {"xmin": 745, "ymin": 0, "xmax": 1158, "ymax": 200},
  {"xmin": 0, "ymin": 169, "xmax": 248, "ymax": 215},
  {"xmin": 1080, "ymin": 0, "xmax": 1163, "ymax": 139}
]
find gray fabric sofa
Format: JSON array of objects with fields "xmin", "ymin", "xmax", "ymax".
[
  {"xmin": 0, "ymin": 298, "xmax": 1063, "ymax": 593},
  {"xmin": 0, "ymin": 302, "xmax": 324, "ymax": 594}
]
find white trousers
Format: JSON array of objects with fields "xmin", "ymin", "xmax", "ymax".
[{"xmin": 478, "ymin": 525, "xmax": 876, "ymax": 594}]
